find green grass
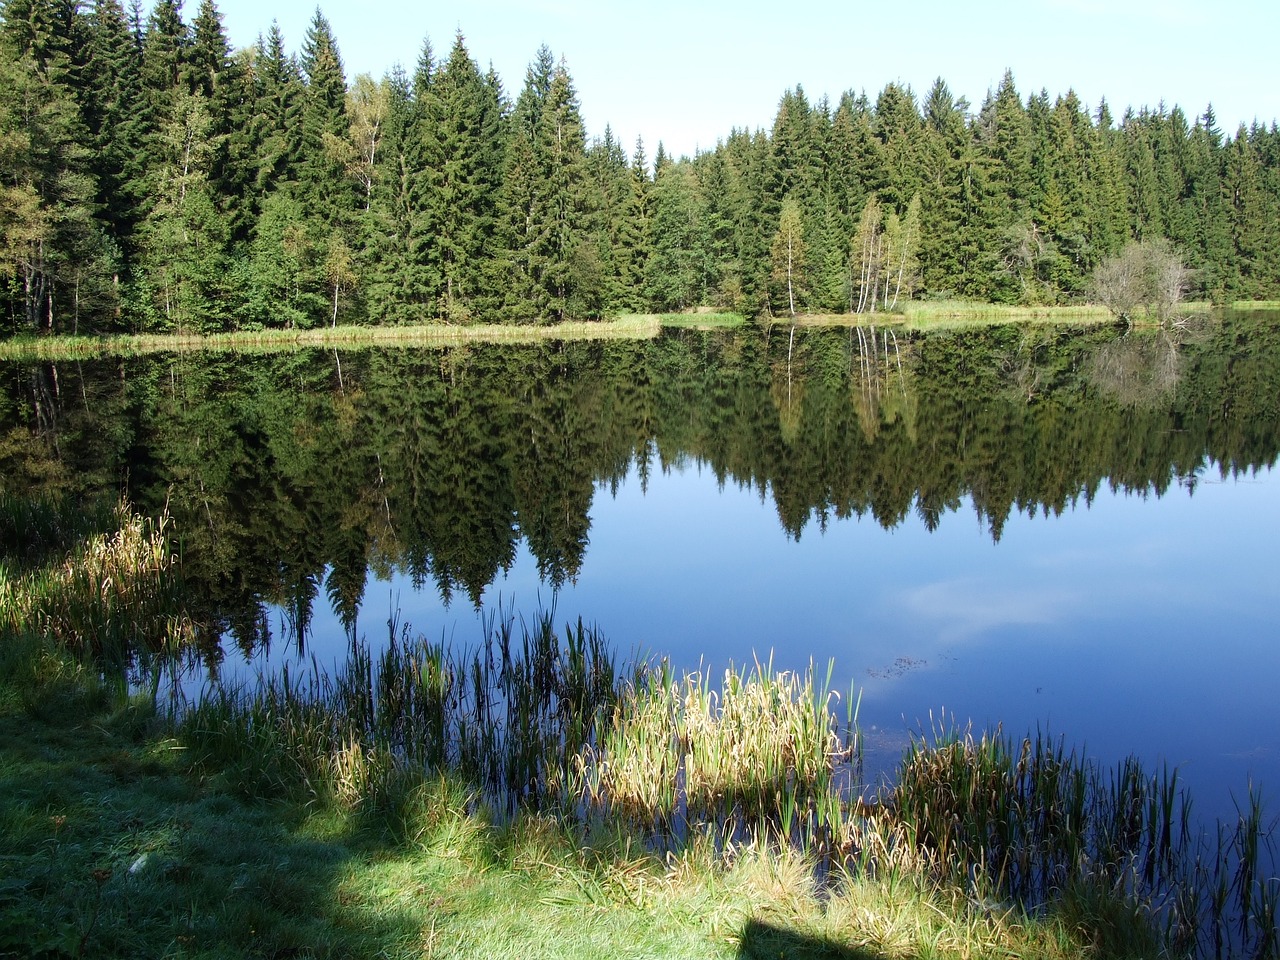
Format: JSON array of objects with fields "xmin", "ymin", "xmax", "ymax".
[
  {"xmin": 900, "ymin": 300, "xmax": 1117, "ymax": 329},
  {"xmin": 0, "ymin": 315, "xmax": 665, "ymax": 360},
  {"xmin": 2, "ymin": 500, "xmax": 1275, "ymax": 958},
  {"xmin": 764, "ymin": 303, "xmax": 1121, "ymax": 331},
  {"xmin": 1232, "ymin": 300, "xmax": 1280, "ymax": 311},
  {"xmin": 1, "ymin": 646, "xmax": 1108, "ymax": 960},
  {"xmin": 656, "ymin": 311, "xmax": 748, "ymax": 329}
]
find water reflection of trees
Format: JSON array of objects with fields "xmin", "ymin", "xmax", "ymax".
[{"xmin": 2, "ymin": 313, "xmax": 1278, "ymax": 655}]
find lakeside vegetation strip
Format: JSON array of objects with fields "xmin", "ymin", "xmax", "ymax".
[
  {"xmin": 2, "ymin": 497, "xmax": 1277, "ymax": 958},
  {"xmin": 0, "ymin": 313, "xmax": 759, "ymax": 360},
  {"xmin": 0, "ymin": 304, "xmax": 1241, "ymax": 360}
]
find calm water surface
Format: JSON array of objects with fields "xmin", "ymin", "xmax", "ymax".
[
  {"xmin": 4, "ymin": 315, "xmax": 1278, "ymax": 822},
  {"xmin": 269, "ymin": 454, "xmax": 1280, "ymax": 822}
]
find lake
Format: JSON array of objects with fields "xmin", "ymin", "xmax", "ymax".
[{"xmin": 4, "ymin": 313, "xmax": 1278, "ymax": 824}]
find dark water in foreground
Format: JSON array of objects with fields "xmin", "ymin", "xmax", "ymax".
[{"xmin": 4, "ymin": 314, "xmax": 1278, "ymax": 821}]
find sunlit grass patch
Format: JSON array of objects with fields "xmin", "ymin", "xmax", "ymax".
[
  {"xmin": 901, "ymin": 300, "xmax": 1116, "ymax": 328},
  {"xmin": 656, "ymin": 311, "xmax": 747, "ymax": 329},
  {"xmin": 0, "ymin": 316, "xmax": 666, "ymax": 360}
]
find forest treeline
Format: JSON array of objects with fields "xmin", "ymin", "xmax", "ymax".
[{"xmin": 3, "ymin": 0, "xmax": 1280, "ymax": 335}]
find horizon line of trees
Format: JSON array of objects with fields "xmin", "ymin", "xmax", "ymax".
[{"xmin": 3, "ymin": 0, "xmax": 1280, "ymax": 336}]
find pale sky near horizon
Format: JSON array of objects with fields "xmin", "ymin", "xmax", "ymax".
[{"xmin": 207, "ymin": 0, "xmax": 1279, "ymax": 161}]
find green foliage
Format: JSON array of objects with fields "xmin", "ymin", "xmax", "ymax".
[{"xmin": 3, "ymin": 3, "xmax": 1280, "ymax": 331}]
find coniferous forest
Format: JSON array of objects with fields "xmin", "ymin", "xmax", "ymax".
[{"xmin": 3, "ymin": 0, "xmax": 1280, "ymax": 336}]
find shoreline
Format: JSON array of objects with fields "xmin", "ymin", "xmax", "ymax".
[{"xmin": 1, "ymin": 302, "xmax": 1250, "ymax": 360}]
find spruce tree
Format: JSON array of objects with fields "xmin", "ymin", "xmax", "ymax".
[
  {"xmin": 81, "ymin": 0, "xmax": 145, "ymax": 267},
  {"xmin": 361, "ymin": 64, "xmax": 421, "ymax": 323},
  {"xmin": 0, "ymin": 0, "xmax": 114, "ymax": 331},
  {"xmin": 420, "ymin": 32, "xmax": 505, "ymax": 321},
  {"xmin": 917, "ymin": 78, "xmax": 968, "ymax": 297}
]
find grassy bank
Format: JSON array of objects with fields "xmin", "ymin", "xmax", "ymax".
[
  {"xmin": 0, "ymin": 313, "xmax": 751, "ymax": 361},
  {"xmin": 2, "ymin": 499, "xmax": 1276, "ymax": 958},
  {"xmin": 9, "ymin": 302, "xmax": 1272, "ymax": 360}
]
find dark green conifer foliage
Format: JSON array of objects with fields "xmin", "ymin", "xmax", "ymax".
[
  {"xmin": 6, "ymin": 8, "xmax": 1280, "ymax": 333},
  {"xmin": 874, "ymin": 82, "xmax": 922, "ymax": 212},
  {"xmin": 615, "ymin": 136, "xmax": 652, "ymax": 310},
  {"xmin": 916, "ymin": 78, "xmax": 968, "ymax": 297},
  {"xmin": 496, "ymin": 49, "xmax": 591, "ymax": 322},
  {"xmin": 1183, "ymin": 109, "xmax": 1231, "ymax": 300},
  {"xmin": 138, "ymin": 0, "xmax": 186, "ymax": 131},
  {"xmin": 420, "ymin": 33, "xmax": 506, "ymax": 321},
  {"xmin": 1123, "ymin": 109, "xmax": 1164, "ymax": 242},
  {"xmin": 362, "ymin": 63, "xmax": 421, "ymax": 323},
  {"xmin": 531, "ymin": 62, "xmax": 589, "ymax": 321},
  {"xmin": 583, "ymin": 125, "xmax": 636, "ymax": 314},
  {"xmin": 1087, "ymin": 99, "xmax": 1130, "ymax": 261},
  {"xmin": 297, "ymin": 8, "xmax": 352, "ymax": 225},
  {"xmin": 1223, "ymin": 124, "xmax": 1265, "ymax": 299},
  {"xmin": 81, "ymin": 0, "xmax": 145, "ymax": 265},
  {"xmin": 973, "ymin": 71, "xmax": 1034, "ymax": 302},
  {"xmin": 0, "ymin": 0, "xmax": 114, "ymax": 331},
  {"xmin": 644, "ymin": 161, "xmax": 710, "ymax": 311},
  {"xmin": 249, "ymin": 23, "xmax": 305, "ymax": 199},
  {"xmin": 137, "ymin": 87, "xmax": 231, "ymax": 331}
]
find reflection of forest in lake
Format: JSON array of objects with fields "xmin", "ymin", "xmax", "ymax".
[{"xmin": 3, "ymin": 313, "xmax": 1279, "ymax": 664}]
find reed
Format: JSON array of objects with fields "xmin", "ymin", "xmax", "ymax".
[
  {"xmin": 888, "ymin": 720, "xmax": 1279, "ymax": 958},
  {"xmin": 1, "ymin": 501, "xmax": 201, "ymax": 677},
  {"xmin": 571, "ymin": 657, "xmax": 859, "ymax": 856},
  {"xmin": 4, "ymin": 503, "xmax": 199, "ymax": 669},
  {"xmin": 179, "ymin": 609, "xmax": 623, "ymax": 817},
  {"xmin": 0, "ymin": 493, "xmax": 116, "ymax": 569}
]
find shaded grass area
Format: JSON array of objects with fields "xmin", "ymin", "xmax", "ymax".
[
  {"xmin": 0, "ymin": 662, "xmax": 1098, "ymax": 960},
  {"xmin": 3, "ymin": 498, "xmax": 1275, "ymax": 958}
]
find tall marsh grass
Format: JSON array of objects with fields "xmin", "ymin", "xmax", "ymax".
[
  {"xmin": 1, "ymin": 501, "xmax": 200, "ymax": 670},
  {"xmin": 0, "ymin": 316, "xmax": 664, "ymax": 360},
  {"xmin": 177, "ymin": 621, "xmax": 1278, "ymax": 956},
  {"xmin": 892, "ymin": 722, "xmax": 1279, "ymax": 958}
]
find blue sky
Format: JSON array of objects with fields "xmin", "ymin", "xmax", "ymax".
[{"xmin": 209, "ymin": 0, "xmax": 1279, "ymax": 160}]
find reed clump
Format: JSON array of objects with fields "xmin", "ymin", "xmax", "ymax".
[
  {"xmin": 1, "ymin": 501, "xmax": 200, "ymax": 672},
  {"xmin": 891, "ymin": 721, "xmax": 1279, "ymax": 959},
  {"xmin": 571, "ymin": 659, "xmax": 858, "ymax": 855}
]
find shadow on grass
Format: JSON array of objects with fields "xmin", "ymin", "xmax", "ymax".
[{"xmin": 738, "ymin": 919, "xmax": 889, "ymax": 960}]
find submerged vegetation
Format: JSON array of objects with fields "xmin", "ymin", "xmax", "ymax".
[{"xmin": 2, "ymin": 498, "xmax": 1276, "ymax": 957}]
